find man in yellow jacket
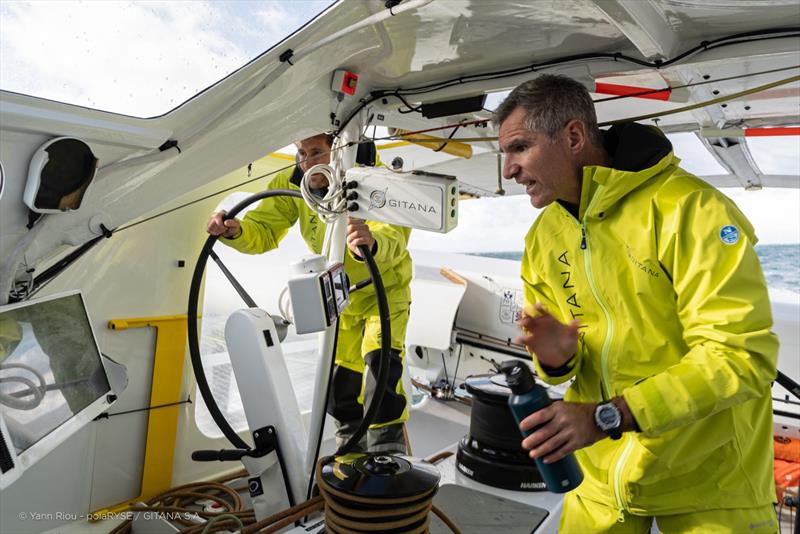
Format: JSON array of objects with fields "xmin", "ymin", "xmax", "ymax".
[
  {"xmin": 207, "ymin": 134, "xmax": 412, "ymax": 454},
  {"xmin": 494, "ymin": 75, "xmax": 779, "ymax": 532}
]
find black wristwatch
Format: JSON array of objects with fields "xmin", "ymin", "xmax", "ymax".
[{"xmin": 594, "ymin": 401, "xmax": 623, "ymax": 440}]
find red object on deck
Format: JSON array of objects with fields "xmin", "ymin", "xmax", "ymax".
[
  {"xmin": 595, "ymin": 82, "xmax": 672, "ymax": 101},
  {"xmin": 745, "ymin": 127, "xmax": 800, "ymax": 137}
]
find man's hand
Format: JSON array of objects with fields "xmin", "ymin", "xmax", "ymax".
[
  {"xmin": 516, "ymin": 303, "xmax": 579, "ymax": 369},
  {"xmin": 520, "ymin": 401, "xmax": 604, "ymax": 464},
  {"xmin": 346, "ymin": 218, "xmax": 376, "ymax": 257},
  {"xmin": 207, "ymin": 210, "xmax": 241, "ymax": 239}
]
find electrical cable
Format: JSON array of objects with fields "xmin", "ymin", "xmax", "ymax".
[
  {"xmin": 305, "ymin": 320, "xmax": 340, "ymax": 502},
  {"xmin": 441, "ymin": 351, "xmax": 450, "ymax": 389},
  {"xmin": 75, "ymin": 57, "xmax": 795, "ymax": 247},
  {"xmin": 349, "ymin": 277, "xmax": 373, "ymax": 292},
  {"xmin": 433, "ymin": 124, "xmax": 462, "ymax": 152},
  {"xmin": 362, "ymin": 71, "xmax": 800, "ymax": 144},
  {"xmin": 334, "ymin": 27, "xmax": 800, "ymax": 136},
  {"xmin": 452, "ymin": 343, "xmax": 463, "ymax": 388},
  {"xmin": 334, "ymin": 242, "xmax": 391, "ymax": 457},
  {"xmin": 389, "ymin": 29, "xmax": 800, "ymax": 96},
  {"xmin": 5, "ymin": 29, "xmax": 799, "ymax": 305},
  {"xmin": 299, "ymin": 163, "xmax": 347, "ymax": 223},
  {"xmin": 395, "ymin": 92, "xmax": 424, "ymax": 114}
]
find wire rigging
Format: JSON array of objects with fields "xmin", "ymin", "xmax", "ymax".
[{"xmin": 333, "ymin": 27, "xmax": 800, "ymax": 136}]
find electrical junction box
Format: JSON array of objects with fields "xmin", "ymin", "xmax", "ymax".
[
  {"xmin": 331, "ymin": 69, "xmax": 358, "ymax": 96},
  {"xmin": 345, "ymin": 167, "xmax": 458, "ymax": 233},
  {"xmin": 288, "ymin": 256, "xmax": 349, "ymax": 334}
]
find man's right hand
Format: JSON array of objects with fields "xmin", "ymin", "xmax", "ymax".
[
  {"xmin": 515, "ymin": 302, "xmax": 579, "ymax": 369},
  {"xmin": 207, "ymin": 210, "xmax": 241, "ymax": 239}
]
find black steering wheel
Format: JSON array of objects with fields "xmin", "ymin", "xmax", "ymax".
[
  {"xmin": 186, "ymin": 188, "xmax": 391, "ymax": 458},
  {"xmin": 187, "ymin": 189, "xmax": 302, "ymax": 450}
]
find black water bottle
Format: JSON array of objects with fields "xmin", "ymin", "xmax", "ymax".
[{"xmin": 500, "ymin": 361, "xmax": 583, "ymax": 493}]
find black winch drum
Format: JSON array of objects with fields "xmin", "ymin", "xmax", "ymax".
[
  {"xmin": 456, "ymin": 374, "xmax": 546, "ymax": 491},
  {"xmin": 317, "ymin": 454, "xmax": 441, "ymax": 532}
]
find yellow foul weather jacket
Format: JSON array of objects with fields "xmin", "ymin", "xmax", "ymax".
[
  {"xmin": 221, "ymin": 166, "xmax": 412, "ymax": 319},
  {"xmin": 521, "ymin": 123, "xmax": 778, "ymax": 515}
]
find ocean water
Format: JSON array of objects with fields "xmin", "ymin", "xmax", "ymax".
[
  {"xmin": 468, "ymin": 244, "xmax": 800, "ymax": 302},
  {"xmin": 201, "ymin": 244, "xmax": 799, "ymax": 354}
]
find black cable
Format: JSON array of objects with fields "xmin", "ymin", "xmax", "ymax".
[
  {"xmin": 187, "ymin": 189, "xmax": 303, "ymax": 451},
  {"xmin": 115, "ymin": 160, "xmax": 301, "ymax": 233},
  {"xmin": 349, "ymin": 277, "xmax": 373, "ymax": 292},
  {"xmin": 95, "ymin": 397, "xmax": 193, "ymax": 420},
  {"xmin": 393, "ymin": 28, "xmax": 800, "ymax": 96},
  {"xmin": 23, "ymin": 28, "xmax": 790, "ymax": 291},
  {"xmin": 334, "ymin": 27, "xmax": 799, "ymax": 136},
  {"xmin": 452, "ymin": 343, "xmax": 463, "ymax": 387},
  {"xmin": 395, "ymin": 92, "xmax": 423, "ymax": 114},
  {"xmin": 305, "ymin": 320, "xmax": 340, "ymax": 501},
  {"xmin": 98, "ymin": 37, "xmax": 799, "ymax": 239},
  {"xmin": 433, "ymin": 124, "xmax": 461, "ymax": 152},
  {"xmin": 115, "ymin": 141, "xmax": 359, "ymax": 235},
  {"xmin": 334, "ymin": 243, "xmax": 391, "ymax": 457},
  {"xmin": 7, "ymin": 232, "xmax": 110, "ymax": 303}
]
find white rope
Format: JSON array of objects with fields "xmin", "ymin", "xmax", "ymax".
[{"xmin": 299, "ymin": 163, "xmax": 347, "ymax": 224}]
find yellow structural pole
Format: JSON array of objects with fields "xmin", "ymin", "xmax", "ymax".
[
  {"xmin": 91, "ymin": 315, "xmax": 190, "ymax": 517},
  {"xmin": 389, "ymin": 129, "xmax": 473, "ymax": 159}
]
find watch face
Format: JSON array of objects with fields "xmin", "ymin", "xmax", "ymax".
[{"xmin": 596, "ymin": 404, "xmax": 621, "ymax": 430}]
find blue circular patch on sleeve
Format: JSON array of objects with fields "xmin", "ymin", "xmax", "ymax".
[{"xmin": 719, "ymin": 225, "xmax": 740, "ymax": 245}]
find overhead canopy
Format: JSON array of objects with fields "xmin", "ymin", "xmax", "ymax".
[{"xmin": 0, "ymin": 0, "xmax": 798, "ymax": 272}]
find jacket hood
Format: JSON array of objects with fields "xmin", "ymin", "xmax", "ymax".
[
  {"xmin": 604, "ymin": 122, "xmax": 672, "ymax": 172},
  {"xmin": 577, "ymin": 123, "xmax": 675, "ymax": 219}
]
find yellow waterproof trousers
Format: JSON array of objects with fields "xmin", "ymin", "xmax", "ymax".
[{"xmin": 327, "ymin": 305, "xmax": 409, "ymax": 453}]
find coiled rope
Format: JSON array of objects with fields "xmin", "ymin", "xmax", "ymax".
[{"xmin": 107, "ymin": 453, "xmax": 460, "ymax": 534}]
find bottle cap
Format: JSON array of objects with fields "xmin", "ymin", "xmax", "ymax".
[{"xmin": 499, "ymin": 361, "xmax": 536, "ymax": 395}]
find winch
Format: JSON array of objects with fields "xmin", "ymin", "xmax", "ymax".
[
  {"xmin": 316, "ymin": 453, "xmax": 441, "ymax": 533},
  {"xmin": 456, "ymin": 374, "xmax": 546, "ymax": 491}
]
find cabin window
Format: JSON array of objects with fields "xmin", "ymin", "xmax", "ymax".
[
  {"xmin": 0, "ymin": 1, "xmax": 332, "ymax": 117},
  {"xmin": 24, "ymin": 138, "xmax": 97, "ymax": 213}
]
